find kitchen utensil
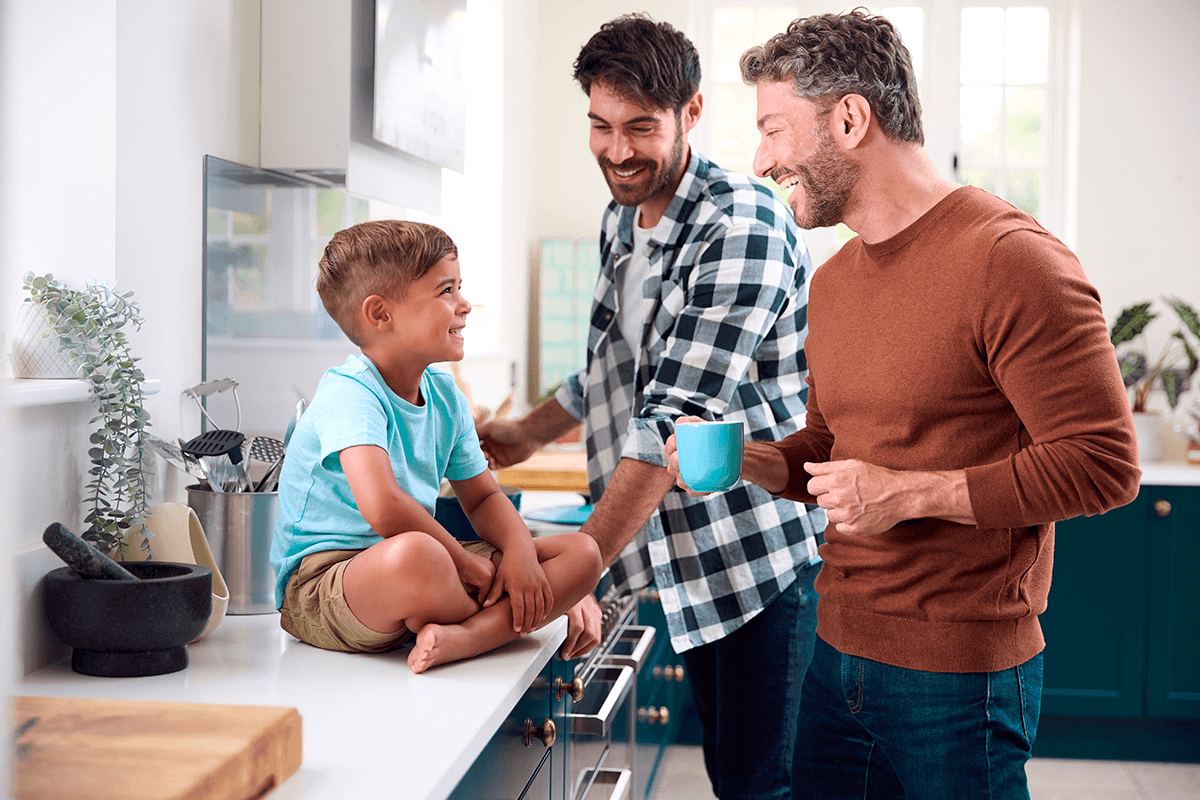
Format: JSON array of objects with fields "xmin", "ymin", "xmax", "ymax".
[
  {"xmin": 248, "ymin": 435, "xmax": 286, "ymax": 467},
  {"xmin": 249, "ymin": 436, "xmax": 286, "ymax": 493},
  {"xmin": 182, "ymin": 429, "xmax": 248, "ymax": 492},
  {"xmin": 44, "ymin": 561, "xmax": 212, "ymax": 677},
  {"xmin": 12, "ymin": 695, "xmax": 302, "ymax": 800},
  {"xmin": 42, "ymin": 522, "xmax": 138, "ymax": 581},
  {"xmin": 144, "ymin": 434, "xmax": 207, "ymax": 482},
  {"xmin": 257, "ymin": 398, "xmax": 306, "ymax": 493},
  {"xmin": 180, "ymin": 437, "xmax": 224, "ymax": 493},
  {"xmin": 287, "ymin": 397, "xmax": 306, "ymax": 445},
  {"xmin": 182, "ymin": 377, "xmax": 241, "ymax": 431}
]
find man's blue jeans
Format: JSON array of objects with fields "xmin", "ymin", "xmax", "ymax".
[
  {"xmin": 680, "ymin": 560, "xmax": 820, "ymax": 800},
  {"xmin": 792, "ymin": 636, "xmax": 1043, "ymax": 800}
]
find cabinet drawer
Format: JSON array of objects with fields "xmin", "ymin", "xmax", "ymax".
[{"xmin": 449, "ymin": 661, "xmax": 556, "ymax": 800}]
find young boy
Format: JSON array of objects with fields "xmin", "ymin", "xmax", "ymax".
[{"xmin": 270, "ymin": 220, "xmax": 603, "ymax": 674}]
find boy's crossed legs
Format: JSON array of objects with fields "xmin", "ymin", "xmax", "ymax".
[{"xmin": 343, "ymin": 531, "xmax": 602, "ymax": 673}]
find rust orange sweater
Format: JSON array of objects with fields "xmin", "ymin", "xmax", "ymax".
[{"xmin": 768, "ymin": 187, "xmax": 1140, "ymax": 673}]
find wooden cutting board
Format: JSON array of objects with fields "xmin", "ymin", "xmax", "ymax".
[
  {"xmin": 495, "ymin": 449, "xmax": 588, "ymax": 492},
  {"xmin": 12, "ymin": 696, "xmax": 302, "ymax": 800}
]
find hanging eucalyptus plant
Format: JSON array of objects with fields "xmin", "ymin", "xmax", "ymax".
[{"xmin": 22, "ymin": 272, "xmax": 153, "ymax": 556}]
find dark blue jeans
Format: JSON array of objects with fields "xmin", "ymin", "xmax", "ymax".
[
  {"xmin": 793, "ymin": 636, "xmax": 1043, "ymax": 800},
  {"xmin": 680, "ymin": 560, "xmax": 820, "ymax": 800}
]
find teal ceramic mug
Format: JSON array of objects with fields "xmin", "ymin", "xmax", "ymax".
[{"xmin": 675, "ymin": 420, "xmax": 744, "ymax": 492}]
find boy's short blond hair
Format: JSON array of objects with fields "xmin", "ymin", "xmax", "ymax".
[{"xmin": 317, "ymin": 220, "xmax": 458, "ymax": 345}]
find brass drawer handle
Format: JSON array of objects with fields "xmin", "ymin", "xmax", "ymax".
[
  {"xmin": 524, "ymin": 717, "xmax": 556, "ymax": 748},
  {"xmin": 637, "ymin": 706, "xmax": 670, "ymax": 724},
  {"xmin": 653, "ymin": 665, "xmax": 686, "ymax": 682},
  {"xmin": 556, "ymin": 676, "xmax": 585, "ymax": 702},
  {"xmin": 1154, "ymin": 499, "xmax": 1172, "ymax": 517}
]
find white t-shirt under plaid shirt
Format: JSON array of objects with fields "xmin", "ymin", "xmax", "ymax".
[{"xmin": 556, "ymin": 151, "xmax": 826, "ymax": 653}]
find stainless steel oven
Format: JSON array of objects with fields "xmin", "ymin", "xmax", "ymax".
[{"xmin": 562, "ymin": 574, "xmax": 656, "ymax": 800}]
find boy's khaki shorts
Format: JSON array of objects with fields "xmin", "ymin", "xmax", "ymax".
[{"xmin": 279, "ymin": 541, "xmax": 497, "ymax": 653}]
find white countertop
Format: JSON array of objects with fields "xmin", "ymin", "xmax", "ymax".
[
  {"xmin": 18, "ymin": 611, "xmax": 568, "ymax": 800},
  {"xmin": 1138, "ymin": 461, "xmax": 1200, "ymax": 486}
]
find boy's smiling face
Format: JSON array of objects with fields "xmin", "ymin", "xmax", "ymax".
[{"xmin": 385, "ymin": 255, "xmax": 471, "ymax": 368}]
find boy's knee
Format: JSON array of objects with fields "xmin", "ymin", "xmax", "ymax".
[{"xmin": 381, "ymin": 531, "xmax": 454, "ymax": 579}]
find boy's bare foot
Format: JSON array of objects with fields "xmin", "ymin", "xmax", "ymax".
[{"xmin": 409, "ymin": 623, "xmax": 479, "ymax": 674}]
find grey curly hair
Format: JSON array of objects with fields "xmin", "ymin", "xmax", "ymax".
[{"xmin": 739, "ymin": 8, "xmax": 924, "ymax": 144}]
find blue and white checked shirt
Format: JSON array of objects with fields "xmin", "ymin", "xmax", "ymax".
[{"xmin": 556, "ymin": 151, "xmax": 826, "ymax": 652}]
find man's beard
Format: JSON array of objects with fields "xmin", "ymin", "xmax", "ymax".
[
  {"xmin": 598, "ymin": 123, "xmax": 686, "ymax": 209},
  {"xmin": 785, "ymin": 125, "xmax": 860, "ymax": 229}
]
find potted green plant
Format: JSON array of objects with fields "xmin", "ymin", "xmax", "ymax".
[
  {"xmin": 1110, "ymin": 296, "xmax": 1199, "ymax": 411},
  {"xmin": 21, "ymin": 272, "xmax": 154, "ymax": 556}
]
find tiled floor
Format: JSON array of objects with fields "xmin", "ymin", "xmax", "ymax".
[{"xmin": 649, "ymin": 745, "xmax": 1200, "ymax": 800}]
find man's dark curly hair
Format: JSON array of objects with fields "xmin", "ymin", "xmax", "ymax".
[
  {"xmin": 573, "ymin": 13, "xmax": 701, "ymax": 114},
  {"xmin": 739, "ymin": 8, "xmax": 924, "ymax": 144}
]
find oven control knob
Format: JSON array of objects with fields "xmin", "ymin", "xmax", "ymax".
[
  {"xmin": 555, "ymin": 676, "xmax": 585, "ymax": 702},
  {"xmin": 524, "ymin": 717, "xmax": 557, "ymax": 748}
]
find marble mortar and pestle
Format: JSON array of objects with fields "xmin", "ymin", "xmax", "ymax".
[{"xmin": 41, "ymin": 523, "xmax": 212, "ymax": 677}]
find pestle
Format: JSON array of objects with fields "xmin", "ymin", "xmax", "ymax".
[{"xmin": 42, "ymin": 523, "xmax": 138, "ymax": 580}]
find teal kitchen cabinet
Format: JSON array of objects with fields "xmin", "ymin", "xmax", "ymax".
[{"xmin": 1037, "ymin": 479, "xmax": 1200, "ymax": 760}]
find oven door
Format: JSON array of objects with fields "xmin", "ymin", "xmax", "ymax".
[{"xmin": 566, "ymin": 664, "xmax": 635, "ymax": 800}]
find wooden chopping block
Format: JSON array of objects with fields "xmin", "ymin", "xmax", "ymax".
[
  {"xmin": 494, "ymin": 449, "xmax": 588, "ymax": 493},
  {"xmin": 11, "ymin": 696, "xmax": 302, "ymax": 800}
]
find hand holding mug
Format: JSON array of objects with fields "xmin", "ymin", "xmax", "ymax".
[{"xmin": 666, "ymin": 417, "xmax": 744, "ymax": 494}]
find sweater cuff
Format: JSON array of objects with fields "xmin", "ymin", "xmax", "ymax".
[{"xmin": 964, "ymin": 459, "xmax": 1020, "ymax": 529}]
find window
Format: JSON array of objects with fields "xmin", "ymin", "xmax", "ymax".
[
  {"xmin": 956, "ymin": 6, "xmax": 1050, "ymax": 220},
  {"xmin": 691, "ymin": 0, "xmax": 1078, "ymax": 255},
  {"xmin": 691, "ymin": 3, "xmax": 929, "ymax": 263}
]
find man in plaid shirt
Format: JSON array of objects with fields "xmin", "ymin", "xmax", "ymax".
[{"xmin": 478, "ymin": 15, "xmax": 824, "ymax": 799}]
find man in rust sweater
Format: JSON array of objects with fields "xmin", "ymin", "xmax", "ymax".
[{"xmin": 665, "ymin": 9, "xmax": 1141, "ymax": 799}]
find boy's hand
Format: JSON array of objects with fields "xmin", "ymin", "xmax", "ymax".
[
  {"xmin": 455, "ymin": 549, "xmax": 496, "ymax": 602},
  {"xmin": 484, "ymin": 549, "xmax": 553, "ymax": 634}
]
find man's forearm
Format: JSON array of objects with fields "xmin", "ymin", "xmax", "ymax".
[
  {"xmin": 521, "ymin": 397, "xmax": 581, "ymax": 447},
  {"xmin": 742, "ymin": 441, "xmax": 793, "ymax": 496},
  {"xmin": 581, "ymin": 458, "xmax": 676, "ymax": 566}
]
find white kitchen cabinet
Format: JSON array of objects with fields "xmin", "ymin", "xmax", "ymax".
[{"xmin": 260, "ymin": 0, "xmax": 442, "ymax": 213}]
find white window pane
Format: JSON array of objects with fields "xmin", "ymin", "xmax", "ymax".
[
  {"xmin": 714, "ymin": 8, "xmax": 756, "ymax": 82},
  {"xmin": 962, "ymin": 166, "xmax": 998, "ymax": 195},
  {"xmin": 1005, "ymin": 86, "xmax": 1044, "ymax": 162},
  {"xmin": 880, "ymin": 7, "xmax": 924, "ymax": 80},
  {"xmin": 756, "ymin": 7, "xmax": 799, "ymax": 43},
  {"xmin": 712, "ymin": 82, "xmax": 759, "ymax": 169},
  {"xmin": 1008, "ymin": 168, "xmax": 1042, "ymax": 219},
  {"xmin": 960, "ymin": 85, "xmax": 1002, "ymax": 162},
  {"xmin": 961, "ymin": 7, "xmax": 1004, "ymax": 84},
  {"xmin": 1005, "ymin": 7, "xmax": 1049, "ymax": 84}
]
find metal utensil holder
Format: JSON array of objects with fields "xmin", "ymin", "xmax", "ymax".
[{"xmin": 187, "ymin": 485, "xmax": 277, "ymax": 614}]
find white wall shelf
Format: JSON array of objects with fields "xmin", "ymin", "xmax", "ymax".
[{"xmin": 1, "ymin": 378, "xmax": 160, "ymax": 409}]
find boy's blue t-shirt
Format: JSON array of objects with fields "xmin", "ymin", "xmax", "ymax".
[{"xmin": 270, "ymin": 354, "xmax": 489, "ymax": 608}]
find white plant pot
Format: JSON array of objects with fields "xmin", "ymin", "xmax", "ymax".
[
  {"xmin": 11, "ymin": 301, "xmax": 76, "ymax": 379},
  {"xmin": 1131, "ymin": 410, "xmax": 1162, "ymax": 462}
]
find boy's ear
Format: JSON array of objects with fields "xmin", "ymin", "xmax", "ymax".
[{"xmin": 360, "ymin": 294, "xmax": 393, "ymax": 332}]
